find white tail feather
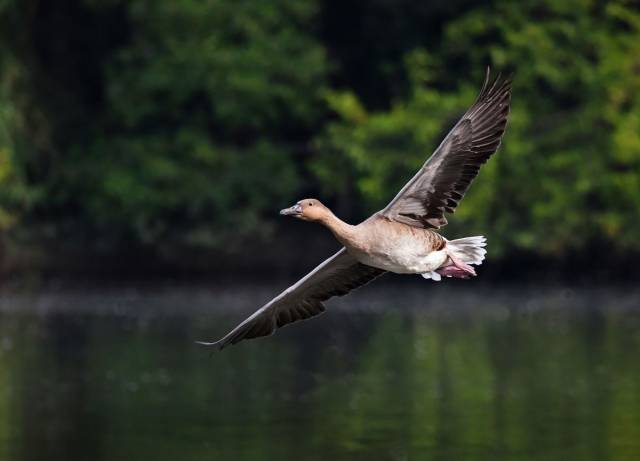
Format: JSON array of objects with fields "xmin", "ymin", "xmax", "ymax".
[
  {"xmin": 422, "ymin": 271, "xmax": 442, "ymax": 281},
  {"xmin": 447, "ymin": 236, "xmax": 487, "ymax": 266}
]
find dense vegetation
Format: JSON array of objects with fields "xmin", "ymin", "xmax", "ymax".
[{"xmin": 0, "ymin": 0, "xmax": 638, "ymax": 269}]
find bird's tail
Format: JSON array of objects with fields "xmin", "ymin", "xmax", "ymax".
[{"xmin": 447, "ymin": 236, "xmax": 487, "ymax": 266}]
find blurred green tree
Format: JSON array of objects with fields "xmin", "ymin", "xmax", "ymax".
[
  {"xmin": 314, "ymin": 0, "xmax": 640, "ymax": 256},
  {"xmin": 0, "ymin": 0, "xmax": 639, "ymax": 268},
  {"xmin": 0, "ymin": 0, "xmax": 328, "ymax": 253}
]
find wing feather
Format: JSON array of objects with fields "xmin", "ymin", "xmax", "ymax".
[
  {"xmin": 197, "ymin": 248, "xmax": 385, "ymax": 350},
  {"xmin": 380, "ymin": 68, "xmax": 512, "ymax": 229}
]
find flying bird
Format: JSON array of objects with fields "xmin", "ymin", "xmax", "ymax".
[{"xmin": 199, "ymin": 68, "xmax": 512, "ymax": 350}]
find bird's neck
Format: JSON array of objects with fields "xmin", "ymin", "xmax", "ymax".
[{"xmin": 320, "ymin": 211, "xmax": 357, "ymax": 246}]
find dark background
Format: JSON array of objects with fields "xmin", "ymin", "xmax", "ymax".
[{"xmin": 0, "ymin": 0, "xmax": 638, "ymax": 281}]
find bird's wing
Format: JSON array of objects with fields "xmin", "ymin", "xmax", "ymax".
[
  {"xmin": 197, "ymin": 248, "xmax": 386, "ymax": 350},
  {"xmin": 380, "ymin": 68, "xmax": 512, "ymax": 229}
]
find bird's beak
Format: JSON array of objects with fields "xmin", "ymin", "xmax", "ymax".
[{"xmin": 280, "ymin": 204, "xmax": 302, "ymax": 217}]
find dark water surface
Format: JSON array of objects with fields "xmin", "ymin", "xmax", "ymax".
[{"xmin": 0, "ymin": 282, "xmax": 639, "ymax": 461}]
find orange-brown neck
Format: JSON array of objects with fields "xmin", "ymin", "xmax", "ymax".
[{"xmin": 319, "ymin": 211, "xmax": 356, "ymax": 246}]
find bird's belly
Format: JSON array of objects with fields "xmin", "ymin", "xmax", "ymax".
[{"xmin": 350, "ymin": 243, "xmax": 448, "ymax": 274}]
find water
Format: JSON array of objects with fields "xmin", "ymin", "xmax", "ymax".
[{"xmin": 0, "ymin": 282, "xmax": 639, "ymax": 461}]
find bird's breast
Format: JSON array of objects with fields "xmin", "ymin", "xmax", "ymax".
[{"xmin": 346, "ymin": 229, "xmax": 447, "ymax": 274}]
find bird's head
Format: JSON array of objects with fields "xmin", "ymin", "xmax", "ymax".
[{"xmin": 280, "ymin": 199, "xmax": 329, "ymax": 222}]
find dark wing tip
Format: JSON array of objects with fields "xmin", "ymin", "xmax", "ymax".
[
  {"xmin": 195, "ymin": 339, "xmax": 225, "ymax": 350},
  {"xmin": 379, "ymin": 66, "xmax": 513, "ymax": 230},
  {"xmin": 482, "ymin": 66, "xmax": 491, "ymax": 88},
  {"xmin": 476, "ymin": 67, "xmax": 513, "ymax": 103}
]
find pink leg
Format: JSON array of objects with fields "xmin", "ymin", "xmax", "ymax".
[
  {"xmin": 436, "ymin": 265, "xmax": 473, "ymax": 279},
  {"xmin": 436, "ymin": 248, "xmax": 477, "ymax": 278}
]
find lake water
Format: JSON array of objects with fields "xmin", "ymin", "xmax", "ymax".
[{"xmin": 0, "ymin": 281, "xmax": 639, "ymax": 460}]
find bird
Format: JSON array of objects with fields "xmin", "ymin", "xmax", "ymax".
[{"xmin": 198, "ymin": 68, "xmax": 512, "ymax": 350}]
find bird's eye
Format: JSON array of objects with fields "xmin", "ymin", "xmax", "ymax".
[{"xmin": 309, "ymin": 202, "xmax": 313, "ymax": 206}]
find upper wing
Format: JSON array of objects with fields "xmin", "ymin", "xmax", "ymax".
[
  {"xmin": 380, "ymin": 68, "xmax": 512, "ymax": 229},
  {"xmin": 197, "ymin": 248, "xmax": 385, "ymax": 350}
]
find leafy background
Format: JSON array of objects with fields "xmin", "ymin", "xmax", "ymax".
[{"xmin": 0, "ymin": 0, "xmax": 638, "ymax": 275}]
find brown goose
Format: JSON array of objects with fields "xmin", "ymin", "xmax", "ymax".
[{"xmin": 198, "ymin": 68, "xmax": 512, "ymax": 350}]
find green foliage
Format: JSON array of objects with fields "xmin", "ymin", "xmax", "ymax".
[
  {"xmin": 0, "ymin": 0, "xmax": 639, "ymax": 262},
  {"xmin": 0, "ymin": 52, "xmax": 30, "ymax": 233},
  {"xmin": 315, "ymin": 0, "xmax": 640, "ymax": 255},
  {"xmin": 0, "ymin": 0, "xmax": 327, "ymax": 251},
  {"xmin": 93, "ymin": 0, "xmax": 327, "ymax": 248}
]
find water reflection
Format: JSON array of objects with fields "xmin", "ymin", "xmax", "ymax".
[{"xmin": 0, "ymin": 284, "xmax": 639, "ymax": 460}]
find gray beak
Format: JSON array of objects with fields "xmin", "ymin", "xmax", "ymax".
[{"xmin": 280, "ymin": 204, "xmax": 302, "ymax": 216}]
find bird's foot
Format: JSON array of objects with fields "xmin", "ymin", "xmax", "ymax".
[
  {"xmin": 438, "ymin": 249, "xmax": 477, "ymax": 278},
  {"xmin": 436, "ymin": 265, "xmax": 473, "ymax": 279}
]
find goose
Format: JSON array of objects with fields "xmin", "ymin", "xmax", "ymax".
[{"xmin": 198, "ymin": 68, "xmax": 512, "ymax": 350}]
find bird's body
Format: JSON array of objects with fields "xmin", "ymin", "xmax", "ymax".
[
  {"xmin": 199, "ymin": 68, "xmax": 512, "ymax": 350},
  {"xmin": 325, "ymin": 214, "xmax": 448, "ymax": 274}
]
